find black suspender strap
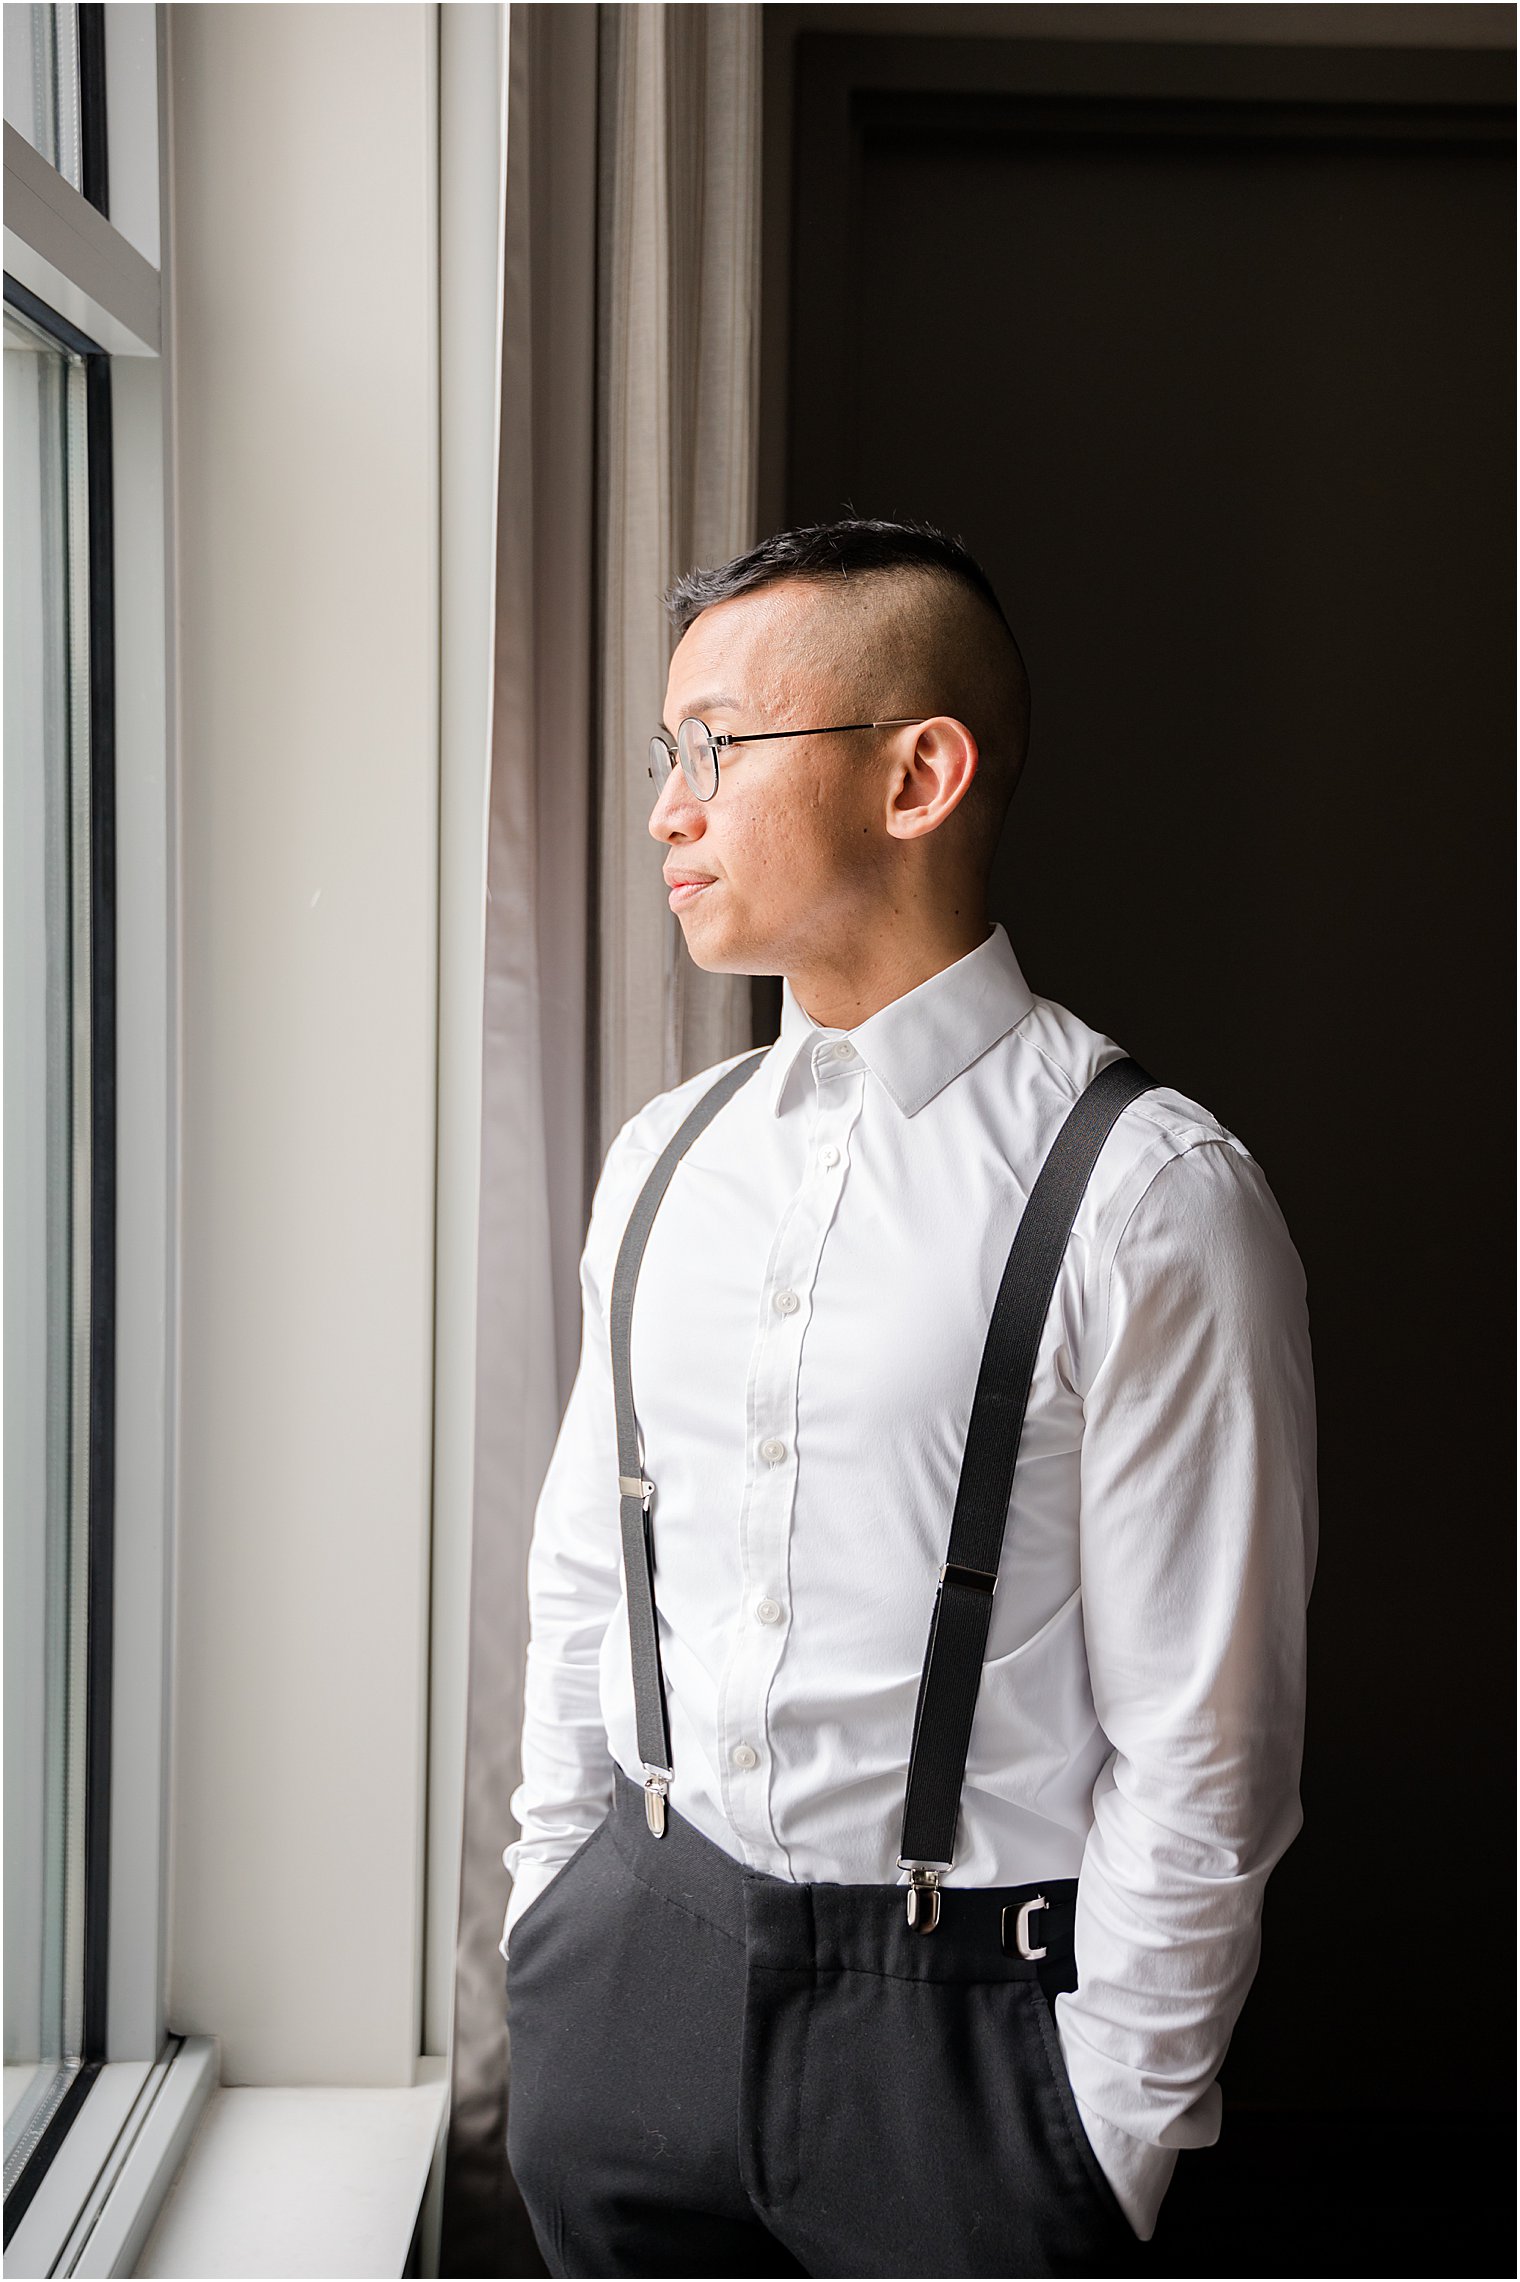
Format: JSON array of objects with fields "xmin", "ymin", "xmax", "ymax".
[
  {"xmin": 607, "ymin": 1040, "xmax": 1157, "ymax": 1884},
  {"xmin": 896, "ymin": 1053, "xmax": 1157, "ymax": 1927},
  {"xmin": 609, "ymin": 1048, "xmax": 770, "ymax": 1834}
]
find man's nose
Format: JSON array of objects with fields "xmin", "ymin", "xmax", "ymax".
[{"xmin": 648, "ymin": 765, "xmax": 706, "ymax": 842}]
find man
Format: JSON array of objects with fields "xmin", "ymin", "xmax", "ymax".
[{"xmin": 500, "ymin": 518, "xmax": 1317, "ymax": 2279}]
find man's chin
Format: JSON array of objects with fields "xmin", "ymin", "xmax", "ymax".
[{"xmin": 675, "ymin": 909, "xmax": 768, "ymax": 979}]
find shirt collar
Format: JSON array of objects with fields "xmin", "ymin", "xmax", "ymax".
[{"xmin": 765, "ymin": 921, "xmax": 1036, "ymax": 1119}]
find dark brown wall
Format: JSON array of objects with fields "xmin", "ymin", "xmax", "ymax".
[{"xmin": 769, "ymin": 22, "xmax": 1514, "ymax": 2251}]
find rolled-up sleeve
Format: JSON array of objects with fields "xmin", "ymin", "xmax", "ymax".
[
  {"xmin": 1055, "ymin": 1136, "xmax": 1319, "ymax": 2237},
  {"xmin": 499, "ymin": 1136, "xmax": 630, "ymax": 1961}
]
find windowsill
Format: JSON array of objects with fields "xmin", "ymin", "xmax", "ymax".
[
  {"xmin": 3, "ymin": 2039, "xmax": 447, "ymax": 2280},
  {"xmin": 131, "ymin": 2061, "xmax": 448, "ymax": 2279},
  {"xmin": 6, "ymin": 2042, "xmax": 210, "ymax": 2279}
]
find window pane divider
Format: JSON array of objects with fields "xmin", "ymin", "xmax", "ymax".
[{"xmin": 3, "ymin": 121, "xmax": 158, "ymax": 355}]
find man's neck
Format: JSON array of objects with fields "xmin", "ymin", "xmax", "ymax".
[{"xmin": 787, "ymin": 915, "xmax": 994, "ymax": 1032}]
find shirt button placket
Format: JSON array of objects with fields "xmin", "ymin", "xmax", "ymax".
[{"xmin": 733, "ymin": 1040, "xmax": 860, "ymax": 1857}]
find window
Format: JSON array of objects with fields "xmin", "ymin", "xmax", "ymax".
[
  {"xmin": 2, "ymin": 272, "xmax": 117, "ymax": 2257},
  {"xmin": 3, "ymin": 6, "xmax": 171, "ymax": 2266},
  {"xmin": 3, "ymin": 3, "xmax": 83, "ymax": 186},
  {"xmin": 3, "ymin": 0, "xmax": 108, "ymax": 208}
]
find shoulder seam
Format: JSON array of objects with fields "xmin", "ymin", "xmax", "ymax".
[
  {"xmin": 1006, "ymin": 1019, "xmax": 1096, "ymax": 1106},
  {"xmin": 1011, "ymin": 1013, "xmax": 1231, "ymax": 1155}
]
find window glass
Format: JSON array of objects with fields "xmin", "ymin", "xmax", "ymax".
[
  {"xmin": 3, "ymin": 2, "xmax": 83, "ymax": 188},
  {"xmin": 3, "ymin": 300, "xmax": 94, "ymax": 2192}
]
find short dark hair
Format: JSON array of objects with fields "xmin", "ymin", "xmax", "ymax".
[{"xmin": 663, "ymin": 515, "xmax": 1017, "ymax": 640}]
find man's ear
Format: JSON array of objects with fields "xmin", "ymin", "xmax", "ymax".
[{"xmin": 887, "ymin": 717, "xmax": 979, "ymax": 839}]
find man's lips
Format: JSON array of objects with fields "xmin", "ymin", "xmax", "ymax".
[{"xmin": 666, "ymin": 872, "xmax": 718, "ymax": 909}]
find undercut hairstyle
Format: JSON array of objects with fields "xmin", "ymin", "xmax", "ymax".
[
  {"xmin": 664, "ymin": 517, "xmax": 1012, "ymax": 643},
  {"xmin": 663, "ymin": 517, "xmax": 1032, "ymax": 881}
]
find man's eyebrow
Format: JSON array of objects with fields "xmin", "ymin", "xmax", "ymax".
[{"xmin": 659, "ymin": 694, "xmax": 746, "ymax": 736}]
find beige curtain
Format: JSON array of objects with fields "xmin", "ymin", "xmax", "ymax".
[
  {"xmin": 441, "ymin": 6, "xmax": 598, "ymax": 2272},
  {"xmin": 596, "ymin": 2, "xmax": 763, "ymax": 1153},
  {"xmin": 442, "ymin": 5, "xmax": 762, "ymax": 2270}
]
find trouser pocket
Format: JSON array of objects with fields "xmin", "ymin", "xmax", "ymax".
[
  {"xmin": 772, "ymin": 1966, "xmax": 1137, "ymax": 2277},
  {"xmin": 1026, "ymin": 1976, "xmax": 1138, "ymax": 2245},
  {"xmin": 505, "ymin": 1812, "xmax": 617, "ymax": 2270},
  {"xmin": 505, "ymin": 1810, "xmax": 612, "ymax": 1980}
]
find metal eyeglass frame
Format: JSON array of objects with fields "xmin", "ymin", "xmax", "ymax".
[{"xmin": 648, "ymin": 716, "xmax": 927, "ymax": 801}]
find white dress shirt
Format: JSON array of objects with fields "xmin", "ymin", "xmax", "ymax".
[{"xmin": 501, "ymin": 920, "xmax": 1318, "ymax": 2243}]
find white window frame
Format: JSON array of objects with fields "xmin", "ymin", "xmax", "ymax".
[
  {"xmin": 7, "ymin": 7, "xmax": 503, "ymax": 2265},
  {"xmin": 4, "ymin": 14, "xmax": 216, "ymax": 2275}
]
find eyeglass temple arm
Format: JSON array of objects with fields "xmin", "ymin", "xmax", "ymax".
[{"xmin": 717, "ymin": 717, "xmax": 924, "ymax": 749}]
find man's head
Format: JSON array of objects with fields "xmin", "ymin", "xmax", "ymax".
[{"xmin": 650, "ymin": 517, "xmax": 1030, "ymax": 982}]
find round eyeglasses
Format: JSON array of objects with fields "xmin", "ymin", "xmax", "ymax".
[{"xmin": 647, "ymin": 716, "xmax": 927, "ymax": 803}]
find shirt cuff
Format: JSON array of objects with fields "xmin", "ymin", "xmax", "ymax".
[
  {"xmin": 1070, "ymin": 2091, "xmax": 1180, "ymax": 2242},
  {"xmin": 498, "ymin": 1860, "xmax": 561, "ymax": 1963},
  {"xmin": 1053, "ymin": 1999, "xmax": 1182, "ymax": 2240}
]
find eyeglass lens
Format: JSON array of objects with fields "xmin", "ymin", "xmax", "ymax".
[
  {"xmin": 677, "ymin": 719, "xmax": 717, "ymax": 797},
  {"xmin": 646, "ymin": 719, "xmax": 717, "ymax": 801}
]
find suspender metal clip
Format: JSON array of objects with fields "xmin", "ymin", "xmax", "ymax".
[
  {"xmin": 642, "ymin": 1769, "xmax": 671, "ymax": 1838},
  {"xmin": 904, "ymin": 1865, "xmax": 941, "ymax": 1934},
  {"xmin": 619, "ymin": 1473, "xmax": 655, "ymax": 1509},
  {"xmin": 938, "ymin": 1561, "xmax": 997, "ymax": 1595}
]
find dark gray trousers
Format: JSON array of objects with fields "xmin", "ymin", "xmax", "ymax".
[{"xmin": 505, "ymin": 1766, "xmax": 1146, "ymax": 2279}]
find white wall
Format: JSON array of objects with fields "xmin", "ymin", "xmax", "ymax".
[{"xmin": 163, "ymin": 2, "xmax": 440, "ymax": 2087}]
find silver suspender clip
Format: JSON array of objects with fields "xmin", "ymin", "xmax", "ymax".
[
  {"xmin": 903, "ymin": 1865, "xmax": 942, "ymax": 1934},
  {"xmin": 642, "ymin": 1769, "xmax": 671, "ymax": 1837},
  {"xmin": 619, "ymin": 1473, "xmax": 655, "ymax": 1508}
]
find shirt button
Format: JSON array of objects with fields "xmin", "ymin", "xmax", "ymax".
[
  {"xmin": 760, "ymin": 1437, "xmax": 787, "ymax": 1465},
  {"xmin": 833, "ymin": 1040, "xmax": 855, "ymax": 1062},
  {"xmin": 820, "ymin": 1144, "xmax": 840, "ymax": 1167},
  {"xmin": 773, "ymin": 1288, "xmax": 800, "ymax": 1315},
  {"xmin": 756, "ymin": 1598, "xmax": 782, "ymax": 1625},
  {"xmin": 731, "ymin": 1741, "xmax": 759, "ymax": 1771}
]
